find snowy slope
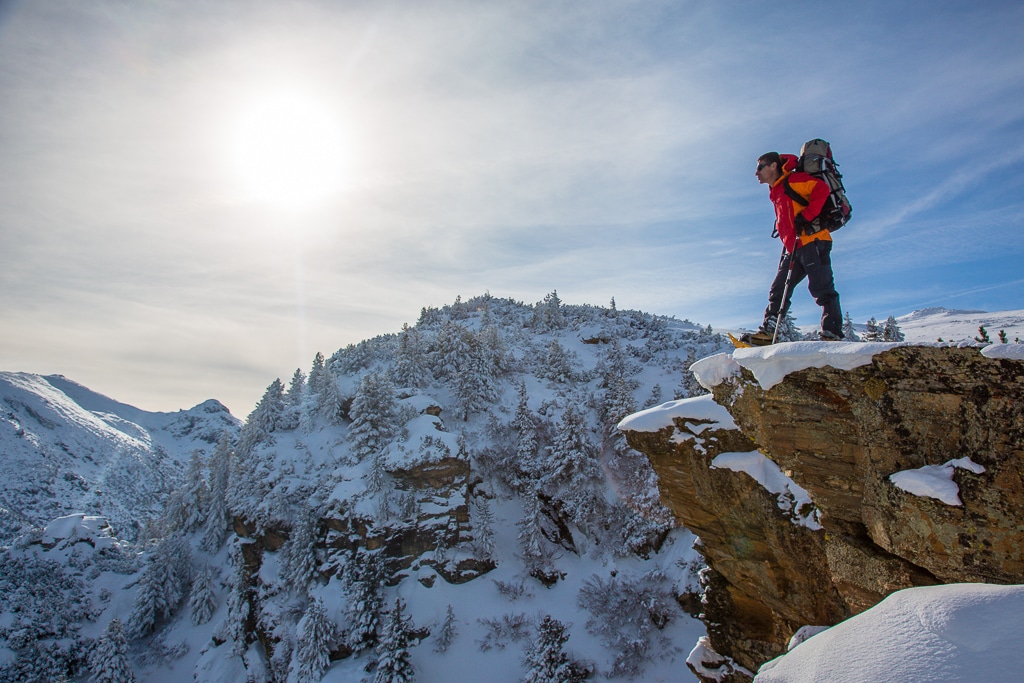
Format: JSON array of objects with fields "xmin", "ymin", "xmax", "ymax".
[
  {"xmin": 755, "ymin": 583, "xmax": 1024, "ymax": 682},
  {"xmin": 797, "ymin": 307, "xmax": 1024, "ymax": 343},
  {"xmin": 0, "ymin": 372, "xmax": 239, "ymax": 544},
  {"xmin": 895, "ymin": 308, "xmax": 1024, "ymax": 343},
  {"xmin": 2, "ymin": 295, "xmax": 726, "ymax": 683}
]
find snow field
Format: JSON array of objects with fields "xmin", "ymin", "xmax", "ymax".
[{"xmin": 755, "ymin": 583, "xmax": 1024, "ymax": 682}]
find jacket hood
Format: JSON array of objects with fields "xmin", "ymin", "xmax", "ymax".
[{"xmin": 771, "ymin": 154, "xmax": 800, "ymax": 188}]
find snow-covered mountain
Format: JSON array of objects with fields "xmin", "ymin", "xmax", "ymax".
[
  {"xmin": 2, "ymin": 294, "xmax": 726, "ymax": 683},
  {"xmin": 0, "ymin": 372, "xmax": 240, "ymax": 544},
  {"xmin": 894, "ymin": 307, "xmax": 1024, "ymax": 343},
  {"xmin": 1, "ymin": 298, "xmax": 1021, "ymax": 683},
  {"xmin": 794, "ymin": 307, "xmax": 1024, "ymax": 343}
]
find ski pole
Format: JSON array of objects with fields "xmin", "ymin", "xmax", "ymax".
[{"xmin": 772, "ymin": 248, "xmax": 797, "ymax": 345}]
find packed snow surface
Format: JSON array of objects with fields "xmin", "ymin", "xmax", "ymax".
[
  {"xmin": 617, "ymin": 393, "xmax": 737, "ymax": 434},
  {"xmin": 981, "ymin": 343, "xmax": 1024, "ymax": 360},
  {"xmin": 889, "ymin": 458, "xmax": 986, "ymax": 506},
  {"xmin": 754, "ymin": 583, "xmax": 1024, "ymax": 683},
  {"xmin": 41, "ymin": 513, "xmax": 113, "ymax": 547},
  {"xmin": 692, "ymin": 342, "xmax": 914, "ymax": 390}
]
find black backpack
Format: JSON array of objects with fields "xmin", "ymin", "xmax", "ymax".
[{"xmin": 795, "ymin": 138, "xmax": 852, "ymax": 231}]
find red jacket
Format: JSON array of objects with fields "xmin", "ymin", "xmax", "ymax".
[{"xmin": 770, "ymin": 154, "xmax": 831, "ymax": 253}]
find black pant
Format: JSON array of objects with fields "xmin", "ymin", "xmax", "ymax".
[{"xmin": 763, "ymin": 240, "xmax": 843, "ymax": 337}]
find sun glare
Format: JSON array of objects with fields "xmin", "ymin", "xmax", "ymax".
[{"xmin": 229, "ymin": 91, "xmax": 349, "ymax": 209}]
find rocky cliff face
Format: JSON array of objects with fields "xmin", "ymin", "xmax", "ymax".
[
  {"xmin": 230, "ymin": 410, "xmax": 482, "ymax": 666},
  {"xmin": 620, "ymin": 344, "xmax": 1024, "ymax": 680}
]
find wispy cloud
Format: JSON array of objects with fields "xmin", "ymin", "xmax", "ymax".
[{"xmin": 2, "ymin": 0, "xmax": 1022, "ymax": 412}]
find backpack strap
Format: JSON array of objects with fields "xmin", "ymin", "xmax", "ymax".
[
  {"xmin": 782, "ymin": 177, "xmax": 821, "ymax": 235},
  {"xmin": 782, "ymin": 178, "xmax": 809, "ymax": 207}
]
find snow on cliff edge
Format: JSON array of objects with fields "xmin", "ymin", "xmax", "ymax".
[
  {"xmin": 691, "ymin": 342, "xmax": 912, "ymax": 391},
  {"xmin": 691, "ymin": 342, "xmax": 1024, "ymax": 392}
]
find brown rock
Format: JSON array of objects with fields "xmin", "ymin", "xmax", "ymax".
[{"xmin": 623, "ymin": 345, "xmax": 1024, "ymax": 679}]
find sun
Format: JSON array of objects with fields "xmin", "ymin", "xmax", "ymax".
[{"xmin": 228, "ymin": 91, "xmax": 349, "ymax": 209}]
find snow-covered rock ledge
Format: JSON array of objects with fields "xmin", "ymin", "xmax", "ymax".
[
  {"xmin": 693, "ymin": 341, "xmax": 1024, "ymax": 392},
  {"xmin": 621, "ymin": 343, "xmax": 1024, "ymax": 681},
  {"xmin": 691, "ymin": 341, "xmax": 914, "ymax": 391},
  {"xmin": 617, "ymin": 393, "xmax": 737, "ymax": 435},
  {"xmin": 617, "ymin": 397, "xmax": 820, "ymax": 530}
]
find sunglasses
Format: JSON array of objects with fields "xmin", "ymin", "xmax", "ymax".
[{"xmin": 756, "ymin": 162, "xmax": 769, "ymax": 172}]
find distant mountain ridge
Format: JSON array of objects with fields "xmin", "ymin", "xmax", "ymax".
[
  {"xmin": 792, "ymin": 307, "xmax": 1024, "ymax": 342},
  {"xmin": 0, "ymin": 371, "xmax": 239, "ymax": 544},
  {"xmin": 894, "ymin": 307, "xmax": 1024, "ymax": 342}
]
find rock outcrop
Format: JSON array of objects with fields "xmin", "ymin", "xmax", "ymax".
[
  {"xmin": 231, "ymin": 406, "xmax": 480, "ymax": 666},
  {"xmin": 620, "ymin": 344, "xmax": 1024, "ymax": 680}
]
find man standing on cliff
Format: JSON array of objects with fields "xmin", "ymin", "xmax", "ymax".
[{"xmin": 746, "ymin": 151, "xmax": 844, "ymax": 345}]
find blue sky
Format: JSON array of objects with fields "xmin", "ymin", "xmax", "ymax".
[{"xmin": 1, "ymin": 0, "xmax": 1022, "ymax": 415}]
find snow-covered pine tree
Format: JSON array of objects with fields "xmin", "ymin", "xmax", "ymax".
[
  {"xmin": 453, "ymin": 350, "xmax": 496, "ymax": 421},
  {"xmin": 391, "ymin": 323, "xmax": 431, "ymax": 388},
  {"xmin": 471, "ymin": 494, "xmax": 496, "ymax": 559},
  {"xmin": 127, "ymin": 535, "xmax": 191, "ymax": 639},
  {"xmin": 543, "ymin": 403, "xmax": 602, "ymax": 527},
  {"xmin": 303, "ymin": 352, "xmax": 327, "ymax": 429},
  {"xmin": 842, "ymin": 312, "xmax": 860, "ymax": 341},
  {"xmin": 863, "ymin": 317, "xmax": 881, "ymax": 342},
  {"xmin": 201, "ymin": 432, "xmax": 233, "ymax": 552},
  {"xmin": 455, "ymin": 332, "xmax": 499, "ymax": 421},
  {"xmin": 430, "ymin": 317, "xmax": 501, "ymax": 419},
  {"xmin": 374, "ymin": 598, "xmax": 416, "ymax": 683},
  {"xmin": 189, "ymin": 563, "xmax": 217, "ymax": 626},
  {"xmin": 599, "ymin": 371, "xmax": 637, "ymax": 440},
  {"xmin": 90, "ymin": 618, "xmax": 135, "ymax": 683},
  {"xmin": 224, "ymin": 545, "xmax": 252, "ymax": 655},
  {"xmin": 478, "ymin": 322, "xmax": 512, "ymax": 376},
  {"xmin": 305, "ymin": 352, "xmax": 344, "ymax": 425},
  {"xmin": 308, "ymin": 352, "xmax": 326, "ymax": 396},
  {"xmin": 597, "ymin": 341, "xmax": 636, "ymax": 391},
  {"xmin": 293, "ymin": 598, "xmax": 336, "ymax": 683},
  {"xmin": 540, "ymin": 290, "xmax": 565, "ymax": 331},
  {"xmin": 677, "ymin": 349, "xmax": 704, "ymax": 399},
  {"xmin": 479, "ymin": 297, "xmax": 493, "ymax": 327},
  {"xmin": 433, "ymin": 319, "xmax": 472, "ymax": 382},
  {"xmin": 507, "ymin": 381, "xmax": 540, "ymax": 490},
  {"xmin": 883, "ymin": 316, "xmax": 905, "ymax": 342},
  {"xmin": 576, "ymin": 572, "xmax": 677, "ymax": 677},
  {"xmin": 278, "ymin": 368, "xmax": 306, "ymax": 430},
  {"xmin": 281, "ymin": 508, "xmax": 320, "ymax": 592},
  {"xmin": 366, "ymin": 452, "xmax": 387, "ymax": 493},
  {"xmin": 523, "ymin": 615, "xmax": 581, "ymax": 683},
  {"xmin": 176, "ymin": 450, "xmax": 208, "ymax": 533},
  {"xmin": 286, "ymin": 368, "xmax": 306, "ymax": 406},
  {"xmin": 548, "ymin": 405, "xmax": 602, "ymax": 497},
  {"xmin": 346, "ymin": 552, "xmax": 385, "ymax": 654},
  {"xmin": 597, "ymin": 341, "xmax": 641, "ymax": 471},
  {"xmin": 975, "ymin": 325, "xmax": 992, "ymax": 343},
  {"xmin": 540, "ymin": 339, "xmax": 575, "ymax": 385},
  {"xmin": 349, "ymin": 372, "xmax": 398, "ymax": 462},
  {"xmin": 240, "ymin": 378, "xmax": 287, "ymax": 452},
  {"xmin": 516, "ymin": 489, "xmax": 552, "ymax": 578},
  {"xmin": 776, "ymin": 311, "xmax": 801, "ymax": 342},
  {"xmin": 643, "ymin": 383, "xmax": 663, "ymax": 409},
  {"xmin": 433, "ymin": 604, "xmax": 458, "ymax": 654}
]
